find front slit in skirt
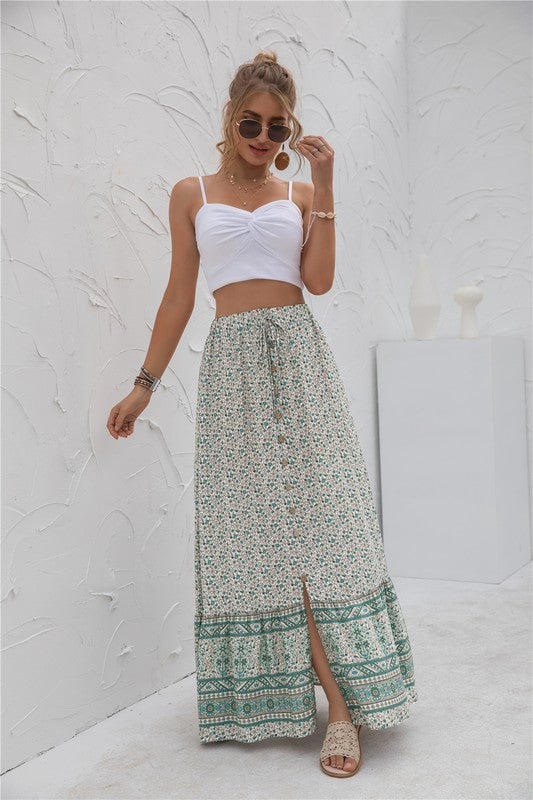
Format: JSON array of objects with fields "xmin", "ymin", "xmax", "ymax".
[{"xmin": 193, "ymin": 301, "xmax": 418, "ymax": 744}]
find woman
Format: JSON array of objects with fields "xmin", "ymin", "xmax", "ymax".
[{"xmin": 107, "ymin": 51, "xmax": 417, "ymax": 778}]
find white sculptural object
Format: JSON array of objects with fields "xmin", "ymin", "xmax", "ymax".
[
  {"xmin": 453, "ymin": 284, "xmax": 483, "ymax": 338},
  {"xmin": 408, "ymin": 253, "xmax": 441, "ymax": 340}
]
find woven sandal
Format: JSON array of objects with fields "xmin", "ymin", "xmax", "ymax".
[{"xmin": 319, "ymin": 720, "xmax": 363, "ymax": 778}]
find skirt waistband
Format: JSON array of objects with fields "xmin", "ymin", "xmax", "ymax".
[
  {"xmin": 210, "ymin": 302, "xmax": 311, "ymax": 330},
  {"xmin": 204, "ymin": 302, "xmax": 314, "ymax": 364}
]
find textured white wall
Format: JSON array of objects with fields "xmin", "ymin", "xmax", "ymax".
[
  {"xmin": 406, "ymin": 0, "xmax": 532, "ymax": 527},
  {"xmin": 2, "ymin": 0, "xmax": 530, "ymax": 772}
]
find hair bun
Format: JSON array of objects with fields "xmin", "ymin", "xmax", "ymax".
[{"xmin": 253, "ymin": 50, "xmax": 278, "ymax": 65}]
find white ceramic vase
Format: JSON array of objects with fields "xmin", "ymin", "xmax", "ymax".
[
  {"xmin": 408, "ymin": 253, "xmax": 441, "ymax": 340},
  {"xmin": 453, "ymin": 284, "xmax": 483, "ymax": 338}
]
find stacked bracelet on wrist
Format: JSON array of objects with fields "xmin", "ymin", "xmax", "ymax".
[
  {"xmin": 134, "ymin": 365, "xmax": 161, "ymax": 392},
  {"xmin": 301, "ymin": 210, "xmax": 336, "ymax": 249}
]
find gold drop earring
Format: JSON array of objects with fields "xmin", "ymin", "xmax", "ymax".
[{"xmin": 274, "ymin": 142, "xmax": 290, "ymax": 170}]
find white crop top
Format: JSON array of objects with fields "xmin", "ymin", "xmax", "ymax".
[{"xmin": 194, "ymin": 175, "xmax": 304, "ymax": 294}]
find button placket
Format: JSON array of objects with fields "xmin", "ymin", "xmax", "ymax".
[{"xmin": 261, "ymin": 315, "xmax": 305, "ymax": 586}]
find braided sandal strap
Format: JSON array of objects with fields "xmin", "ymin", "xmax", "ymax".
[{"xmin": 320, "ymin": 720, "xmax": 361, "ymax": 762}]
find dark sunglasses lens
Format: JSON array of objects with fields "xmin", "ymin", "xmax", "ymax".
[
  {"xmin": 239, "ymin": 120, "xmax": 262, "ymax": 138},
  {"xmin": 269, "ymin": 125, "xmax": 290, "ymax": 143}
]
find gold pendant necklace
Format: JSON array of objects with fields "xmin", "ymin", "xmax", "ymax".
[{"xmin": 224, "ymin": 168, "xmax": 273, "ymax": 207}]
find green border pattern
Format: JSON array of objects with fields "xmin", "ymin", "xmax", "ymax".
[{"xmin": 195, "ymin": 575, "xmax": 417, "ymax": 743}]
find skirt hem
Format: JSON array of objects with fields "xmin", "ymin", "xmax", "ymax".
[
  {"xmin": 194, "ymin": 575, "xmax": 418, "ymax": 744},
  {"xmin": 197, "ymin": 686, "xmax": 418, "ymax": 744},
  {"xmin": 198, "ymin": 715, "xmax": 318, "ymax": 745}
]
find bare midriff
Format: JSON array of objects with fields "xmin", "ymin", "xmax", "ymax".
[{"xmin": 213, "ymin": 279, "xmax": 305, "ymax": 318}]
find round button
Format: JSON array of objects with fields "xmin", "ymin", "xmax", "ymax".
[{"xmin": 288, "ymin": 507, "xmax": 296, "ymax": 514}]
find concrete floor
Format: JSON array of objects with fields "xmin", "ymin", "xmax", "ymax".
[{"xmin": 3, "ymin": 563, "xmax": 532, "ymax": 800}]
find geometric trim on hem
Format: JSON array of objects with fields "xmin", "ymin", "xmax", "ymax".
[{"xmin": 195, "ymin": 575, "xmax": 418, "ymax": 743}]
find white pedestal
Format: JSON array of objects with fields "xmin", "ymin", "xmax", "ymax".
[{"xmin": 376, "ymin": 337, "xmax": 531, "ymax": 583}]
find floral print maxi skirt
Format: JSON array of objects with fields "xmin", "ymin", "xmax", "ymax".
[{"xmin": 193, "ymin": 302, "xmax": 418, "ymax": 744}]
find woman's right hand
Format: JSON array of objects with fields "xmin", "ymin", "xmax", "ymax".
[{"xmin": 106, "ymin": 385, "xmax": 153, "ymax": 440}]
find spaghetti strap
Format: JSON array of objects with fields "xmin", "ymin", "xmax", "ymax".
[
  {"xmin": 288, "ymin": 180, "xmax": 292, "ymax": 202},
  {"xmin": 197, "ymin": 175, "xmax": 207, "ymax": 205}
]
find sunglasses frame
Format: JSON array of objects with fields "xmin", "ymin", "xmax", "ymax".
[{"xmin": 235, "ymin": 118, "xmax": 291, "ymax": 144}]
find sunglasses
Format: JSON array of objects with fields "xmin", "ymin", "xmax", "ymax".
[{"xmin": 235, "ymin": 118, "xmax": 291, "ymax": 143}]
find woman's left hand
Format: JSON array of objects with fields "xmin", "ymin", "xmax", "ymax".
[{"xmin": 295, "ymin": 135, "xmax": 334, "ymax": 189}]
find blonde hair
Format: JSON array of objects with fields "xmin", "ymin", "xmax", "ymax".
[{"xmin": 215, "ymin": 51, "xmax": 304, "ymax": 176}]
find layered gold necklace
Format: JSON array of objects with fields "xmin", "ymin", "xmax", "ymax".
[{"xmin": 224, "ymin": 168, "xmax": 273, "ymax": 207}]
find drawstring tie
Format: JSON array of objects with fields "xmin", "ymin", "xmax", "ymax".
[
  {"xmin": 258, "ymin": 316, "xmax": 288, "ymax": 405},
  {"xmin": 258, "ymin": 316, "xmax": 288, "ymax": 363}
]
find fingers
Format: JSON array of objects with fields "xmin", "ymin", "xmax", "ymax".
[
  {"xmin": 121, "ymin": 420, "xmax": 134, "ymax": 436},
  {"xmin": 114, "ymin": 417, "xmax": 134, "ymax": 437},
  {"xmin": 106, "ymin": 408, "xmax": 120, "ymax": 439},
  {"xmin": 315, "ymin": 135, "xmax": 334, "ymax": 154},
  {"xmin": 297, "ymin": 142, "xmax": 323, "ymax": 160},
  {"xmin": 296, "ymin": 136, "xmax": 334, "ymax": 157},
  {"xmin": 296, "ymin": 141, "xmax": 318, "ymax": 158},
  {"xmin": 106, "ymin": 407, "xmax": 134, "ymax": 439}
]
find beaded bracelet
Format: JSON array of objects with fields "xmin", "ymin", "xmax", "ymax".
[{"xmin": 301, "ymin": 210, "xmax": 336, "ymax": 249}]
